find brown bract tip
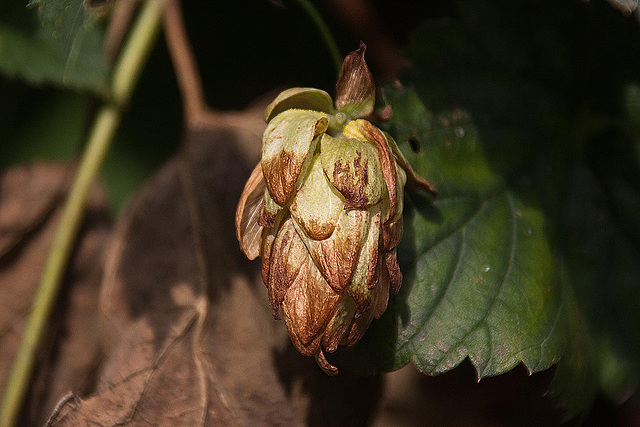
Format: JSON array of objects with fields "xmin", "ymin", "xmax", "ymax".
[
  {"xmin": 235, "ymin": 163, "xmax": 266, "ymax": 260},
  {"xmin": 335, "ymin": 41, "xmax": 376, "ymax": 118},
  {"xmin": 315, "ymin": 349, "xmax": 339, "ymax": 376},
  {"xmin": 356, "ymin": 121, "xmax": 399, "ymax": 224}
]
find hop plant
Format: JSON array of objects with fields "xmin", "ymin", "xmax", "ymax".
[{"xmin": 235, "ymin": 43, "xmax": 436, "ymax": 375}]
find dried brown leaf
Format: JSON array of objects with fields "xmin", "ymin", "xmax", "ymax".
[
  {"xmin": 0, "ymin": 164, "xmax": 72, "ymax": 257},
  {"xmin": 0, "ymin": 162, "xmax": 110, "ymax": 425}
]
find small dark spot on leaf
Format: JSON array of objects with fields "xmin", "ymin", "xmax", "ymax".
[{"xmin": 408, "ymin": 136, "xmax": 421, "ymax": 153}]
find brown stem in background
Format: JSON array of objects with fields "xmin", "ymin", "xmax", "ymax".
[
  {"xmin": 104, "ymin": 0, "xmax": 141, "ymax": 63},
  {"xmin": 163, "ymin": 0, "xmax": 266, "ymax": 163},
  {"xmin": 164, "ymin": 0, "xmax": 211, "ymax": 126}
]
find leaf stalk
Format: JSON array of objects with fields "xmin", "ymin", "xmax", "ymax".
[{"xmin": 292, "ymin": 0, "xmax": 342, "ymax": 74}]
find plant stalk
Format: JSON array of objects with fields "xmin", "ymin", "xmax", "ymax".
[
  {"xmin": 293, "ymin": 0, "xmax": 342, "ymax": 73},
  {"xmin": 0, "ymin": 1, "xmax": 165, "ymax": 426}
]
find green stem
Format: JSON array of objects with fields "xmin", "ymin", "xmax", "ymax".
[
  {"xmin": 293, "ymin": 0, "xmax": 342, "ymax": 73},
  {"xmin": 0, "ymin": 1, "xmax": 165, "ymax": 426},
  {"xmin": 112, "ymin": 0, "xmax": 167, "ymax": 106}
]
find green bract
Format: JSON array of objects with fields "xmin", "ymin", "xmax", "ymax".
[{"xmin": 236, "ymin": 43, "xmax": 436, "ymax": 374}]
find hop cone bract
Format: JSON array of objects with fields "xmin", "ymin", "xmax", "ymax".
[{"xmin": 235, "ymin": 43, "xmax": 436, "ymax": 374}]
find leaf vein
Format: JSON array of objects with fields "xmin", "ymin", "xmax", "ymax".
[
  {"xmin": 430, "ymin": 193, "xmax": 517, "ymax": 377},
  {"xmin": 401, "ymin": 197, "xmax": 492, "ymax": 355},
  {"xmin": 513, "ymin": 297, "xmax": 563, "ymax": 370},
  {"xmin": 405, "ymin": 195, "xmax": 487, "ymax": 268}
]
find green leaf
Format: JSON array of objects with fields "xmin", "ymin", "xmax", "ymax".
[
  {"xmin": 336, "ymin": 89, "xmax": 563, "ymax": 379},
  {"xmin": 398, "ymin": 193, "xmax": 561, "ymax": 379},
  {"xmin": 336, "ymin": 0, "xmax": 640, "ymax": 416},
  {"xmin": 559, "ymin": 155, "xmax": 640, "ymax": 401},
  {"xmin": 0, "ymin": 0, "xmax": 109, "ymax": 92}
]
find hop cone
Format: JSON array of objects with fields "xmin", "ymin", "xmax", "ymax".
[{"xmin": 235, "ymin": 43, "xmax": 436, "ymax": 374}]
